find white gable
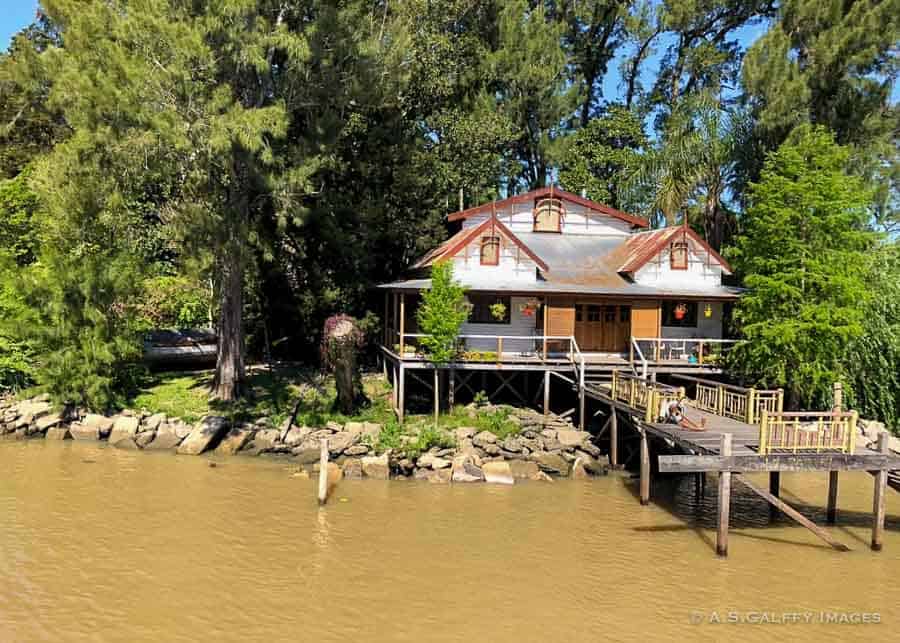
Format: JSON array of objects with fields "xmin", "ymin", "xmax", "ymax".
[
  {"xmin": 632, "ymin": 240, "xmax": 723, "ymax": 288},
  {"xmin": 449, "ymin": 229, "xmax": 538, "ymax": 284},
  {"xmin": 462, "ymin": 201, "xmax": 633, "ymax": 236}
]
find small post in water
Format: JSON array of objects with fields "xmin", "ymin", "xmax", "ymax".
[
  {"xmin": 318, "ymin": 438, "xmax": 329, "ymax": 506},
  {"xmin": 717, "ymin": 433, "xmax": 732, "ymax": 557}
]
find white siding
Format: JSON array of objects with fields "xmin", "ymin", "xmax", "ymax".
[
  {"xmin": 633, "ymin": 244, "xmax": 722, "ymax": 288},
  {"xmin": 460, "ymin": 296, "xmax": 538, "ymax": 352},
  {"xmin": 450, "ymin": 233, "xmax": 538, "ymax": 283},
  {"xmin": 661, "ymin": 302, "xmax": 723, "ymax": 339},
  {"xmin": 462, "ymin": 202, "xmax": 633, "ymax": 236}
]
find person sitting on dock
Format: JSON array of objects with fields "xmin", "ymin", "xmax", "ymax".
[{"xmin": 660, "ymin": 398, "xmax": 706, "ymax": 432}]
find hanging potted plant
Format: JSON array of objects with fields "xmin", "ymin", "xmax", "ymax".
[
  {"xmin": 490, "ymin": 301, "xmax": 507, "ymax": 321},
  {"xmin": 519, "ymin": 298, "xmax": 541, "ymax": 317},
  {"xmin": 674, "ymin": 303, "xmax": 688, "ymax": 321}
]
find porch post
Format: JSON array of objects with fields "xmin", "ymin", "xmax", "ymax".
[{"xmin": 399, "ymin": 293, "xmax": 406, "ymax": 357}]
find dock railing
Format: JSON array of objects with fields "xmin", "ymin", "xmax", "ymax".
[
  {"xmin": 758, "ymin": 410, "xmax": 859, "ymax": 455},
  {"xmin": 611, "ymin": 370, "xmax": 685, "ymax": 423},
  {"xmin": 672, "ymin": 374, "xmax": 783, "ymax": 425},
  {"xmin": 393, "ymin": 331, "xmax": 579, "ymax": 363}
]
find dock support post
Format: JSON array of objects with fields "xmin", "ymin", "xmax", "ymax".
[
  {"xmin": 827, "ymin": 471, "xmax": 839, "ymax": 524},
  {"xmin": 318, "ymin": 439, "xmax": 329, "ymax": 505},
  {"xmin": 398, "ymin": 364, "xmax": 406, "ymax": 424},
  {"xmin": 543, "ymin": 370, "xmax": 550, "ymax": 419},
  {"xmin": 610, "ymin": 408, "xmax": 618, "ymax": 468},
  {"xmin": 433, "ymin": 367, "xmax": 439, "ymax": 426},
  {"xmin": 578, "ymin": 388, "xmax": 585, "ymax": 430},
  {"xmin": 639, "ymin": 429, "xmax": 650, "ymax": 505},
  {"xmin": 716, "ymin": 433, "xmax": 732, "ymax": 557},
  {"xmin": 769, "ymin": 471, "xmax": 781, "ymax": 520},
  {"xmin": 872, "ymin": 432, "xmax": 888, "ymax": 551},
  {"xmin": 448, "ymin": 369, "xmax": 455, "ymax": 408}
]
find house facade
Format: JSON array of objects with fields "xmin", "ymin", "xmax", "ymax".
[{"xmin": 380, "ymin": 187, "xmax": 740, "ymax": 363}]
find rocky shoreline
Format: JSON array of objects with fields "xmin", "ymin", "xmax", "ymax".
[{"xmin": 0, "ymin": 395, "xmax": 610, "ymax": 484}]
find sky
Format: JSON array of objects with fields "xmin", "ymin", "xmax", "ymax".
[{"xmin": 1, "ymin": 0, "xmax": 38, "ymax": 50}]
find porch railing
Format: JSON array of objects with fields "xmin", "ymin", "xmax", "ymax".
[
  {"xmin": 631, "ymin": 337, "xmax": 740, "ymax": 366},
  {"xmin": 758, "ymin": 411, "xmax": 858, "ymax": 455},
  {"xmin": 391, "ymin": 331, "xmax": 579, "ymax": 363},
  {"xmin": 672, "ymin": 374, "xmax": 783, "ymax": 425},
  {"xmin": 611, "ymin": 370, "xmax": 685, "ymax": 423}
]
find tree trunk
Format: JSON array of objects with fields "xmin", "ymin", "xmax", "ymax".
[{"xmin": 211, "ymin": 255, "xmax": 245, "ymax": 401}]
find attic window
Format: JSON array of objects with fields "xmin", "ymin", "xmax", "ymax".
[
  {"xmin": 533, "ymin": 198, "xmax": 563, "ymax": 232},
  {"xmin": 480, "ymin": 235, "xmax": 500, "ymax": 265},
  {"xmin": 670, "ymin": 241, "xmax": 688, "ymax": 270}
]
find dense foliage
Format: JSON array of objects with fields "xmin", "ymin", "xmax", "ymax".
[
  {"xmin": 0, "ymin": 1, "xmax": 895, "ymax": 428},
  {"xmin": 727, "ymin": 127, "xmax": 879, "ymax": 409},
  {"xmin": 416, "ymin": 263, "xmax": 469, "ymax": 364}
]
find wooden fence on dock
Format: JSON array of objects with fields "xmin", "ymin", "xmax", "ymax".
[
  {"xmin": 610, "ymin": 370, "xmax": 684, "ymax": 423},
  {"xmin": 758, "ymin": 410, "xmax": 858, "ymax": 455},
  {"xmin": 672, "ymin": 374, "xmax": 783, "ymax": 425}
]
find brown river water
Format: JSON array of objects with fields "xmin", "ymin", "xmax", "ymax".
[{"xmin": 2, "ymin": 440, "xmax": 899, "ymax": 642}]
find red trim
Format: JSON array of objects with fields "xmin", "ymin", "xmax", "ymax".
[
  {"xmin": 447, "ymin": 186, "xmax": 649, "ymax": 228},
  {"xmin": 434, "ymin": 215, "xmax": 550, "ymax": 272},
  {"xmin": 618, "ymin": 226, "xmax": 733, "ymax": 275}
]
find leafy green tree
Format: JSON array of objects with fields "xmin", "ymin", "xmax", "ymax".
[
  {"xmin": 559, "ymin": 104, "xmax": 646, "ymax": 208},
  {"xmin": 416, "ymin": 262, "xmax": 469, "ymax": 364},
  {"xmin": 844, "ymin": 243, "xmax": 900, "ymax": 433},
  {"xmin": 727, "ymin": 126, "xmax": 879, "ymax": 408}
]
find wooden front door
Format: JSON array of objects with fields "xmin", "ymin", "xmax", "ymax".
[{"xmin": 575, "ymin": 303, "xmax": 631, "ymax": 352}]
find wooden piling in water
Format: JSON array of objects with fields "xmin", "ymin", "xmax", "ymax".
[
  {"xmin": 872, "ymin": 432, "xmax": 888, "ymax": 551},
  {"xmin": 318, "ymin": 439, "xmax": 329, "ymax": 505},
  {"xmin": 610, "ymin": 407, "xmax": 618, "ymax": 468},
  {"xmin": 639, "ymin": 429, "xmax": 650, "ymax": 505},
  {"xmin": 827, "ymin": 471, "xmax": 839, "ymax": 524},
  {"xmin": 716, "ymin": 433, "xmax": 732, "ymax": 557},
  {"xmin": 769, "ymin": 471, "xmax": 781, "ymax": 520}
]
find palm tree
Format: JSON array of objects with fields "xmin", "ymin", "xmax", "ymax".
[{"xmin": 627, "ymin": 92, "xmax": 742, "ymax": 249}]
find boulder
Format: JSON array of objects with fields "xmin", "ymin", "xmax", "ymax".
[
  {"xmin": 362, "ymin": 422, "xmax": 382, "ymax": 439},
  {"xmin": 532, "ymin": 452, "xmax": 570, "ymax": 476},
  {"xmin": 45, "ymin": 426, "xmax": 71, "ymax": 440},
  {"xmin": 144, "ymin": 423, "xmax": 183, "ymax": 451},
  {"xmin": 574, "ymin": 451, "xmax": 609, "ymax": 475},
  {"xmin": 143, "ymin": 413, "xmax": 166, "ymax": 431},
  {"xmin": 34, "ymin": 413, "xmax": 64, "ymax": 433},
  {"xmin": 578, "ymin": 441, "xmax": 603, "ymax": 458},
  {"xmin": 342, "ymin": 458, "xmax": 364, "ymax": 479},
  {"xmin": 344, "ymin": 444, "xmax": 370, "ymax": 457},
  {"xmin": 69, "ymin": 422, "xmax": 101, "ymax": 441},
  {"xmin": 108, "ymin": 416, "xmax": 140, "ymax": 448},
  {"xmin": 483, "ymin": 444, "xmax": 501, "ymax": 456},
  {"xmin": 454, "ymin": 427, "xmax": 476, "ymax": 441},
  {"xmin": 473, "ymin": 431, "xmax": 498, "ymax": 447},
  {"xmin": 451, "ymin": 455, "xmax": 484, "ymax": 482},
  {"xmin": 417, "ymin": 453, "xmax": 451, "ymax": 470},
  {"xmin": 508, "ymin": 460, "xmax": 540, "ymax": 480},
  {"xmin": 135, "ymin": 431, "xmax": 157, "ymax": 449},
  {"xmin": 482, "ymin": 461, "xmax": 514, "ymax": 485},
  {"xmin": 284, "ymin": 425, "xmax": 312, "ymax": 447},
  {"xmin": 173, "ymin": 421, "xmax": 193, "ymax": 439},
  {"xmin": 540, "ymin": 429, "xmax": 557, "ymax": 440},
  {"xmin": 177, "ymin": 416, "xmax": 229, "ymax": 456},
  {"xmin": 499, "ymin": 436, "xmax": 522, "ymax": 453},
  {"xmin": 325, "ymin": 420, "xmax": 343, "ymax": 433},
  {"xmin": 343, "ymin": 421, "xmax": 365, "ymax": 437},
  {"xmin": 571, "ymin": 458, "xmax": 590, "ymax": 479},
  {"xmin": 216, "ymin": 426, "xmax": 254, "ymax": 455},
  {"xmin": 425, "ymin": 468, "xmax": 452, "ymax": 484},
  {"xmin": 557, "ymin": 430, "xmax": 591, "ymax": 447},
  {"xmin": 82, "ymin": 414, "xmax": 114, "ymax": 438},
  {"xmin": 242, "ymin": 428, "xmax": 281, "ymax": 455},
  {"xmin": 293, "ymin": 447, "xmax": 322, "ymax": 464},
  {"xmin": 361, "ymin": 453, "xmax": 390, "ymax": 480},
  {"xmin": 326, "ymin": 431, "xmax": 357, "ymax": 455}
]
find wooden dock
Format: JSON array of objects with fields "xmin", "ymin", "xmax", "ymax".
[{"xmin": 582, "ymin": 377, "xmax": 900, "ymax": 557}]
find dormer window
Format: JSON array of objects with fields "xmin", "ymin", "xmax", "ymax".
[
  {"xmin": 670, "ymin": 241, "xmax": 688, "ymax": 270},
  {"xmin": 533, "ymin": 197, "xmax": 564, "ymax": 232},
  {"xmin": 480, "ymin": 235, "xmax": 500, "ymax": 265}
]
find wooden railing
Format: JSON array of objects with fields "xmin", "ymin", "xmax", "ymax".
[
  {"xmin": 672, "ymin": 374, "xmax": 783, "ymax": 425},
  {"xmin": 611, "ymin": 370, "xmax": 685, "ymax": 423},
  {"xmin": 759, "ymin": 411, "xmax": 859, "ymax": 455},
  {"xmin": 631, "ymin": 337, "xmax": 740, "ymax": 366},
  {"xmin": 392, "ymin": 331, "xmax": 579, "ymax": 363}
]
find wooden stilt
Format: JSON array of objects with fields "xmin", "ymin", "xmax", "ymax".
[
  {"xmin": 433, "ymin": 368, "xmax": 439, "ymax": 426},
  {"xmin": 716, "ymin": 433, "xmax": 732, "ymax": 557},
  {"xmin": 872, "ymin": 433, "xmax": 888, "ymax": 551},
  {"xmin": 448, "ymin": 369, "xmax": 455, "ymax": 408},
  {"xmin": 694, "ymin": 472, "xmax": 703, "ymax": 499},
  {"xmin": 391, "ymin": 362, "xmax": 398, "ymax": 410},
  {"xmin": 769, "ymin": 471, "xmax": 781, "ymax": 519},
  {"xmin": 610, "ymin": 408, "xmax": 618, "ymax": 468},
  {"xmin": 543, "ymin": 370, "xmax": 550, "ymax": 419},
  {"xmin": 317, "ymin": 438, "xmax": 329, "ymax": 505},
  {"xmin": 639, "ymin": 429, "xmax": 650, "ymax": 505},
  {"xmin": 827, "ymin": 471, "xmax": 839, "ymax": 524},
  {"xmin": 398, "ymin": 364, "xmax": 406, "ymax": 424},
  {"xmin": 578, "ymin": 388, "xmax": 585, "ymax": 430}
]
